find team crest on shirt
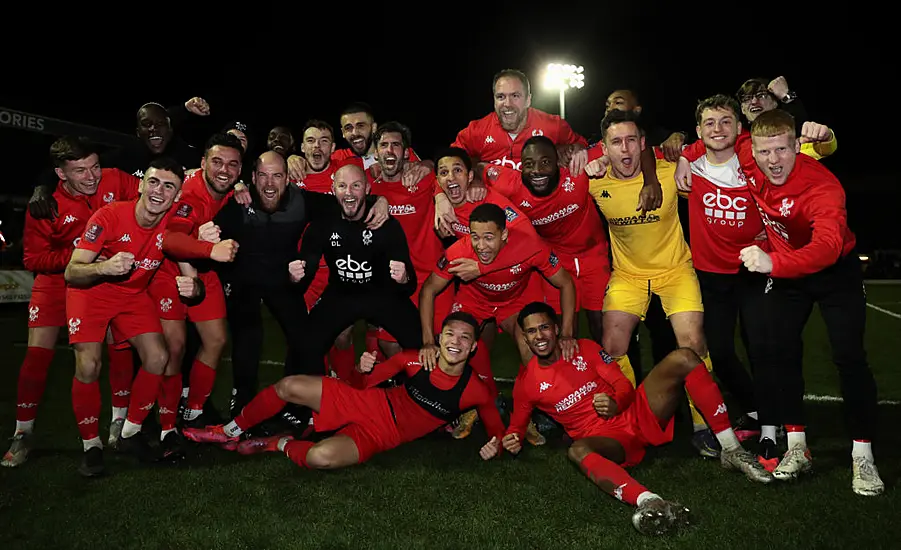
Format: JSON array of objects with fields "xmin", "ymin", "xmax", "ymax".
[
  {"xmin": 562, "ymin": 177, "xmax": 574, "ymax": 193},
  {"xmin": 572, "ymin": 355, "xmax": 587, "ymax": 371},
  {"xmin": 486, "ymin": 166, "xmax": 500, "ymax": 181},
  {"xmin": 84, "ymin": 224, "xmax": 103, "ymax": 243},
  {"xmin": 175, "ymin": 203, "xmax": 193, "ymax": 218},
  {"xmin": 362, "ymin": 230, "xmax": 373, "ymax": 246},
  {"xmin": 599, "ymin": 349, "xmax": 614, "ymax": 364},
  {"xmin": 548, "ymin": 251, "xmax": 559, "ymax": 267},
  {"xmin": 156, "ymin": 233, "xmax": 164, "ymax": 250},
  {"xmin": 103, "ymin": 192, "xmax": 115, "ymax": 203},
  {"xmin": 504, "ymin": 207, "xmax": 519, "ymax": 222}
]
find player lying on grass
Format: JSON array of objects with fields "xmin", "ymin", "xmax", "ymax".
[
  {"xmin": 480, "ymin": 302, "xmax": 774, "ymax": 536},
  {"xmin": 183, "ymin": 312, "xmax": 505, "ymax": 468}
]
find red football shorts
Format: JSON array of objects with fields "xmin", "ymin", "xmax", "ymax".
[
  {"xmin": 313, "ymin": 377, "xmax": 403, "ymax": 463},
  {"xmin": 452, "ymin": 270, "xmax": 545, "ymax": 329},
  {"xmin": 543, "ymin": 251, "xmax": 610, "ymax": 313},
  {"xmin": 378, "ymin": 270, "xmax": 455, "ymax": 343},
  {"xmin": 66, "ymin": 288, "xmax": 162, "ymax": 345},
  {"xmin": 28, "ymin": 286, "xmax": 66, "ymax": 328},
  {"xmin": 148, "ymin": 270, "xmax": 227, "ymax": 322},
  {"xmin": 303, "ymin": 267, "xmax": 329, "ymax": 311},
  {"xmin": 578, "ymin": 384, "xmax": 674, "ymax": 467}
]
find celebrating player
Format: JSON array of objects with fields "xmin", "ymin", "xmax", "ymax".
[
  {"xmin": 588, "ymin": 109, "xmax": 721, "ymax": 457},
  {"xmin": 712, "ymin": 110, "xmax": 881, "ymax": 495},
  {"xmin": 3, "ymin": 137, "xmax": 141, "ymax": 467},
  {"xmin": 368, "ymin": 122, "xmax": 454, "ymax": 358},
  {"xmin": 480, "ymin": 302, "xmax": 773, "ymax": 536},
  {"xmin": 419, "ymin": 202, "xmax": 576, "ymax": 442},
  {"xmin": 63, "ymin": 158, "xmax": 188, "ymax": 476},
  {"xmin": 184, "ymin": 312, "xmax": 505, "ymax": 470}
]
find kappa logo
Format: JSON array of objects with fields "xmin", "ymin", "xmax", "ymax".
[
  {"xmin": 599, "ymin": 189, "xmax": 611, "ymax": 198},
  {"xmin": 63, "ymin": 214, "xmax": 77, "ymax": 224},
  {"xmin": 531, "ymin": 129, "xmax": 544, "ymax": 137}
]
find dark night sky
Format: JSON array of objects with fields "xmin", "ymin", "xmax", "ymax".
[{"xmin": 1, "ymin": 12, "xmax": 897, "ymax": 250}]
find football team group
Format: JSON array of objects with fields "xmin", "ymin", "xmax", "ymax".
[{"xmin": 3, "ymin": 69, "xmax": 881, "ymax": 536}]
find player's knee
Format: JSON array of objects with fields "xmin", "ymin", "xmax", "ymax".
[
  {"xmin": 667, "ymin": 347, "xmax": 701, "ymax": 375},
  {"xmin": 143, "ymin": 347, "xmax": 170, "ymax": 375},
  {"xmin": 201, "ymin": 327, "xmax": 228, "ymax": 354},
  {"xmin": 305, "ymin": 444, "xmax": 339, "ymax": 469},
  {"xmin": 274, "ymin": 375, "xmax": 306, "ymax": 402},
  {"xmin": 75, "ymin": 355, "xmax": 103, "ymax": 383},
  {"xmin": 567, "ymin": 440, "xmax": 591, "ymax": 464}
]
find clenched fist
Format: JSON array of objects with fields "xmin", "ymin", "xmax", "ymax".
[
  {"xmin": 356, "ymin": 351, "xmax": 377, "ymax": 374},
  {"xmin": 593, "ymin": 393, "xmax": 618, "ymax": 419},
  {"xmin": 739, "ymin": 245, "xmax": 773, "ymax": 274},
  {"xmin": 103, "ymin": 252, "xmax": 134, "ymax": 276},
  {"xmin": 211, "ymin": 239, "xmax": 238, "ymax": 262},
  {"xmin": 176, "ymin": 275, "xmax": 202, "ymax": 298},
  {"xmin": 389, "ymin": 260, "xmax": 407, "ymax": 283},
  {"xmin": 198, "ymin": 221, "xmax": 221, "ymax": 243},
  {"xmin": 800, "ymin": 121, "xmax": 833, "ymax": 144},
  {"xmin": 501, "ymin": 433, "xmax": 522, "ymax": 455},
  {"xmin": 288, "ymin": 260, "xmax": 306, "ymax": 282}
]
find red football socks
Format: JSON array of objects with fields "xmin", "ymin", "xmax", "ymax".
[
  {"xmin": 106, "ymin": 344, "xmax": 133, "ymax": 409},
  {"xmin": 158, "ymin": 374, "xmax": 183, "ymax": 432},
  {"xmin": 186, "ymin": 360, "xmax": 216, "ymax": 411},
  {"xmin": 126, "ymin": 370, "xmax": 162, "ymax": 426},
  {"xmin": 235, "ymin": 385, "xmax": 286, "ymax": 432},
  {"xmin": 684, "ymin": 362, "xmax": 732, "ymax": 434},
  {"xmin": 284, "ymin": 440, "xmax": 315, "ymax": 468},
  {"xmin": 580, "ymin": 452, "xmax": 648, "ymax": 506},
  {"xmin": 15, "ymin": 347, "xmax": 55, "ymax": 423},
  {"xmin": 72, "ymin": 377, "xmax": 101, "ymax": 441}
]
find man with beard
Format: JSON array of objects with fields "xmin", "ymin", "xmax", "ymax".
[
  {"xmin": 28, "ymin": 99, "xmax": 210, "ymax": 220},
  {"xmin": 184, "ymin": 312, "xmax": 505, "ymax": 472},
  {"xmin": 368, "ymin": 122, "xmax": 454, "ymax": 360},
  {"xmin": 3, "ymin": 137, "xmax": 141, "ymax": 467},
  {"xmin": 588, "ymin": 110, "xmax": 720, "ymax": 457},
  {"xmin": 481, "ymin": 302, "xmax": 772, "ymax": 537},
  {"xmin": 211, "ymin": 151, "xmax": 389, "ymax": 420},
  {"xmin": 287, "ymin": 164, "xmax": 422, "ymax": 376},
  {"xmin": 148, "ymin": 133, "xmax": 244, "ymax": 438},
  {"xmin": 286, "ymin": 103, "xmax": 432, "ymax": 188},
  {"xmin": 453, "ymin": 69, "xmax": 588, "ymax": 174}
]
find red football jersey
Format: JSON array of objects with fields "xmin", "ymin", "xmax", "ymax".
[
  {"xmin": 70, "ymin": 199, "xmax": 170, "ymax": 295},
  {"xmin": 435, "ymin": 229, "xmax": 561, "ymax": 305},
  {"xmin": 485, "ymin": 165, "xmax": 607, "ymax": 258},
  {"xmin": 448, "ymin": 189, "xmax": 534, "ymax": 240},
  {"xmin": 158, "ymin": 170, "xmax": 232, "ymax": 278},
  {"xmin": 453, "ymin": 108, "xmax": 587, "ymax": 170},
  {"xmin": 686, "ymin": 155, "xmax": 765, "ymax": 274},
  {"xmin": 506, "ymin": 338, "xmax": 635, "ymax": 441},
  {"xmin": 296, "ymin": 161, "xmax": 337, "ymax": 194},
  {"xmin": 23, "ymin": 168, "xmax": 140, "ymax": 294},
  {"xmin": 368, "ymin": 173, "xmax": 443, "ymax": 278}
]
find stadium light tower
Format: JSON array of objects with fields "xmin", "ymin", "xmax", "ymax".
[{"xmin": 544, "ymin": 63, "xmax": 584, "ymax": 119}]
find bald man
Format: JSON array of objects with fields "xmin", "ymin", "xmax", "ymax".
[
  {"xmin": 289, "ymin": 162, "xmax": 422, "ymax": 386},
  {"xmin": 212, "ymin": 154, "xmax": 390, "ymax": 428}
]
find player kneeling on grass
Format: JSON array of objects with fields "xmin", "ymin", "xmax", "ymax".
[
  {"xmin": 183, "ymin": 312, "xmax": 505, "ymax": 468},
  {"xmin": 480, "ymin": 302, "xmax": 773, "ymax": 536}
]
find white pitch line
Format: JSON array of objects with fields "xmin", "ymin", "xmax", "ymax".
[{"xmin": 866, "ymin": 302, "xmax": 901, "ymax": 320}]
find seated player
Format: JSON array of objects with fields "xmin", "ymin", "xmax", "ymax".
[
  {"xmin": 481, "ymin": 302, "xmax": 773, "ymax": 536},
  {"xmin": 418, "ymin": 202, "xmax": 576, "ymax": 443},
  {"xmin": 183, "ymin": 312, "xmax": 505, "ymax": 469}
]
